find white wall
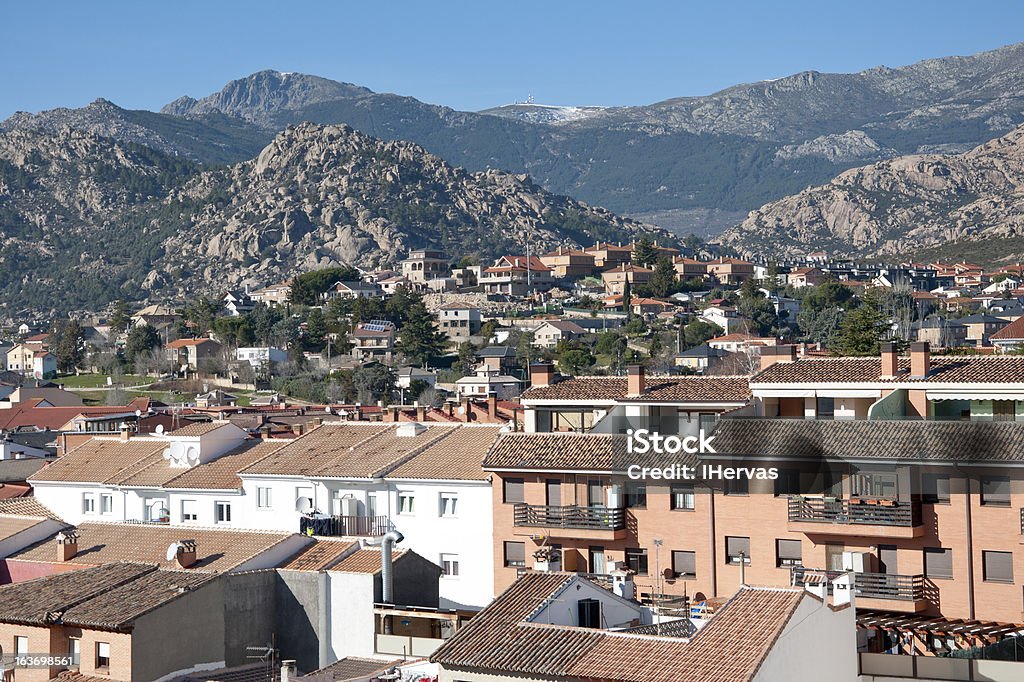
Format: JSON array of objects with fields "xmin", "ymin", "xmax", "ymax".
[
  {"xmin": 384, "ymin": 480, "xmax": 494, "ymax": 610},
  {"xmin": 0, "ymin": 518, "xmax": 66, "ymax": 557},
  {"xmin": 531, "ymin": 578, "xmax": 646, "ymax": 629},
  {"xmin": 753, "ymin": 594, "xmax": 858, "ymax": 682},
  {"xmin": 328, "ymin": 572, "xmax": 377, "ymax": 659}
]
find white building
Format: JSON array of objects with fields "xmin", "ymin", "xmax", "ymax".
[
  {"xmin": 236, "ymin": 346, "xmax": 287, "ymax": 369},
  {"xmin": 30, "ymin": 420, "xmax": 501, "ymax": 610}
]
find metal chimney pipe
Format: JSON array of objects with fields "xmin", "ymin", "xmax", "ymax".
[{"xmin": 365, "ymin": 530, "xmax": 404, "ymax": 604}]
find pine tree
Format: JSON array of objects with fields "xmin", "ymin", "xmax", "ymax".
[{"xmin": 395, "ymin": 303, "xmax": 447, "ymax": 367}]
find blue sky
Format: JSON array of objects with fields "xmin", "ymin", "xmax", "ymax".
[{"xmin": 2, "ymin": 1, "xmax": 1022, "ymax": 119}]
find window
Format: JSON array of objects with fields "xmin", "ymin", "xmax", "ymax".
[
  {"xmin": 698, "ymin": 413, "xmax": 717, "ymax": 434},
  {"xmin": 503, "ymin": 478, "xmax": 524, "ymax": 504},
  {"xmin": 587, "ymin": 479, "xmax": 605, "ymax": 507},
  {"xmin": 398, "ymin": 492, "xmax": 415, "ymax": 515},
  {"xmin": 68, "ymin": 637, "xmax": 80, "ymax": 666},
  {"xmin": 626, "ymin": 548, "xmax": 649, "ymax": 575},
  {"xmin": 504, "ymin": 541, "xmax": 526, "ymax": 568},
  {"xmin": 925, "ymin": 548, "xmax": 953, "ymax": 579},
  {"xmin": 96, "ymin": 641, "xmax": 110, "ymax": 670},
  {"xmin": 215, "ymin": 501, "xmax": 232, "ymax": 523},
  {"xmin": 672, "ymin": 550, "xmax": 696, "ymax": 579},
  {"xmin": 577, "ymin": 598, "xmax": 601, "ymax": 628},
  {"xmin": 82, "ymin": 494, "xmax": 96, "ymax": 514},
  {"xmin": 624, "ymin": 483, "xmax": 647, "ymax": 509},
  {"xmin": 441, "ymin": 553, "xmax": 460, "ymax": 577},
  {"xmin": 100, "ymin": 494, "xmax": 113, "ymax": 515},
  {"xmin": 921, "ymin": 473, "xmax": 951, "ymax": 504},
  {"xmin": 816, "ymin": 397, "xmax": 835, "ymax": 419},
  {"xmin": 774, "ymin": 469, "xmax": 801, "ymax": 497},
  {"xmin": 776, "ymin": 539, "xmax": 802, "ymax": 567},
  {"xmin": 726, "ymin": 536, "xmax": 751, "ymax": 565},
  {"xmin": 257, "ymin": 487, "xmax": 273, "ymax": 509},
  {"xmin": 440, "ymin": 493, "xmax": 458, "ymax": 517},
  {"xmin": 724, "ymin": 477, "xmax": 749, "ymax": 496},
  {"xmin": 981, "ymin": 476, "xmax": 1011, "ymax": 507},
  {"xmin": 670, "ymin": 485, "xmax": 694, "ymax": 511},
  {"xmin": 15, "ymin": 636, "xmax": 28, "ymax": 656},
  {"xmin": 181, "ymin": 499, "xmax": 198, "ymax": 522},
  {"xmin": 983, "ymin": 551, "xmax": 1014, "ymax": 583},
  {"xmin": 145, "ymin": 498, "xmax": 168, "ymax": 523},
  {"xmin": 851, "ymin": 472, "xmax": 898, "ymax": 499}
]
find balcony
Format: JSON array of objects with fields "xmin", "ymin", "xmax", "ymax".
[
  {"xmin": 299, "ymin": 514, "xmax": 394, "ymax": 537},
  {"xmin": 792, "ymin": 567, "xmax": 927, "ymax": 613},
  {"xmin": 787, "ymin": 496, "xmax": 924, "ymax": 538},
  {"xmin": 513, "ymin": 503, "xmax": 627, "ymax": 539}
]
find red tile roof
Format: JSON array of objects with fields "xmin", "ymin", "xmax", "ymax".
[
  {"xmin": 990, "ymin": 316, "xmax": 1024, "ymax": 341},
  {"xmin": 752, "ymin": 355, "xmax": 1024, "ymax": 384},
  {"xmin": 521, "ymin": 376, "xmax": 750, "ymax": 402}
]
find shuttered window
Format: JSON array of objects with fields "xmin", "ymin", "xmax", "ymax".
[
  {"xmin": 503, "ymin": 478, "xmax": 525, "ymax": 504},
  {"xmin": 924, "ymin": 548, "xmax": 953, "ymax": 579},
  {"xmin": 981, "ymin": 476, "xmax": 1011, "ymax": 506},
  {"xmin": 672, "ymin": 550, "xmax": 696, "ymax": 578},
  {"xmin": 726, "ymin": 536, "xmax": 751, "ymax": 564},
  {"xmin": 983, "ymin": 551, "xmax": 1013, "ymax": 583},
  {"xmin": 776, "ymin": 539, "xmax": 802, "ymax": 567},
  {"xmin": 504, "ymin": 541, "xmax": 526, "ymax": 568}
]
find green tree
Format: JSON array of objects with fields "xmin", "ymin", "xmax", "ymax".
[
  {"xmin": 108, "ymin": 300, "xmax": 131, "ymax": 335},
  {"xmin": 124, "ymin": 324, "xmax": 161, "ymax": 366},
  {"xmin": 52, "ymin": 319, "xmax": 85, "ymax": 373},
  {"xmin": 632, "ymin": 238, "xmax": 657, "ymax": 267},
  {"xmin": 647, "ymin": 257, "xmax": 678, "ymax": 298},
  {"xmin": 802, "ymin": 282, "xmax": 854, "ymax": 312},
  {"xmin": 303, "ymin": 309, "xmax": 328, "ymax": 352},
  {"xmin": 797, "ymin": 305, "xmax": 844, "ymax": 346},
  {"xmin": 736, "ymin": 280, "xmax": 778, "ymax": 336},
  {"xmin": 183, "ymin": 297, "xmax": 223, "ymax": 335},
  {"xmin": 289, "ymin": 266, "xmax": 362, "ymax": 305},
  {"xmin": 352, "ymin": 364, "xmax": 394, "ymax": 404},
  {"xmin": 395, "ymin": 303, "xmax": 446, "ymax": 366},
  {"xmin": 455, "ymin": 341, "xmax": 477, "ymax": 375},
  {"xmin": 683, "ymin": 319, "xmax": 722, "ymax": 348},
  {"xmin": 557, "ymin": 347, "xmax": 595, "ymax": 375},
  {"xmin": 835, "ymin": 304, "xmax": 888, "ymax": 356}
]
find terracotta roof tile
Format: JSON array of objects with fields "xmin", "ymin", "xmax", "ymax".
[
  {"xmin": 0, "ymin": 496, "xmax": 61, "ymax": 520},
  {"xmin": 991, "ymin": 316, "xmax": 1024, "ymax": 341},
  {"xmin": 0, "ymin": 514, "xmax": 51, "ymax": 541},
  {"xmin": 521, "ymin": 376, "xmax": 750, "ymax": 402},
  {"xmin": 386, "ymin": 425, "xmax": 500, "ymax": 480},
  {"xmin": 29, "ymin": 438, "xmax": 167, "ymax": 484},
  {"xmin": 164, "ymin": 440, "xmax": 286, "ymax": 490},
  {"xmin": 8, "ymin": 523, "xmax": 293, "ymax": 573},
  {"xmin": 279, "ymin": 539, "xmax": 359, "ymax": 571},
  {"xmin": 302, "ymin": 657, "xmax": 403, "ymax": 682},
  {"xmin": 0, "ymin": 562, "xmax": 215, "ymax": 631},
  {"xmin": 432, "ymin": 574, "xmax": 806, "ymax": 682},
  {"xmin": 167, "ymin": 420, "xmax": 232, "ymax": 437},
  {"xmin": 712, "ymin": 418, "xmax": 1024, "ymax": 462},
  {"xmin": 330, "ymin": 548, "xmax": 406, "ymax": 574},
  {"xmin": 752, "ymin": 355, "xmax": 1024, "ymax": 384}
]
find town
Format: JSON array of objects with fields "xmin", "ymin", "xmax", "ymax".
[{"xmin": 3, "ymin": 240, "xmax": 1024, "ymax": 682}]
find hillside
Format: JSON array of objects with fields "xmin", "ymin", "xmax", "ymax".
[
  {"xmin": 720, "ymin": 124, "xmax": 1024, "ymax": 261},
  {"xmin": 0, "ymin": 124, "xmax": 652, "ymax": 312}
]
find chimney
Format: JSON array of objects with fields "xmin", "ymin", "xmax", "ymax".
[
  {"xmin": 530, "ymin": 363, "xmax": 555, "ymax": 388},
  {"xmin": 291, "ymin": 423, "xmax": 304, "ymax": 436},
  {"xmin": 445, "ymin": 401, "xmax": 455, "ymax": 418},
  {"xmin": 415, "ymin": 402, "xmax": 427, "ymax": 422},
  {"xmin": 910, "ymin": 341, "xmax": 931, "ymax": 379},
  {"xmin": 56, "ymin": 530, "xmax": 79, "ymax": 562},
  {"xmin": 487, "ymin": 394, "xmax": 498, "ymax": 419},
  {"xmin": 174, "ymin": 540, "xmax": 197, "ymax": 569},
  {"xmin": 627, "ymin": 364, "xmax": 646, "ymax": 396},
  {"xmin": 281, "ymin": 661, "xmax": 296, "ymax": 682},
  {"xmin": 759, "ymin": 345, "xmax": 797, "ymax": 371},
  {"xmin": 880, "ymin": 342, "xmax": 898, "ymax": 380},
  {"xmin": 119, "ymin": 423, "xmax": 131, "ymax": 442}
]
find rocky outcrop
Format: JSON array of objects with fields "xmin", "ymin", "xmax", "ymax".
[
  {"xmin": 775, "ymin": 131, "xmax": 897, "ymax": 163},
  {"xmin": 155, "ymin": 123, "xmax": 652, "ymax": 292},
  {"xmin": 721, "ymin": 124, "xmax": 1024, "ymax": 258}
]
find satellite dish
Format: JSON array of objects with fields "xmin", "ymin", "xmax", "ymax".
[
  {"xmin": 295, "ymin": 497, "xmax": 314, "ymax": 514},
  {"xmin": 155, "ymin": 424, "xmax": 165, "ymax": 435},
  {"xmin": 162, "ymin": 449, "xmax": 171, "ymax": 460},
  {"xmin": 166, "ymin": 542, "xmax": 181, "ymax": 562},
  {"xmin": 186, "ymin": 446, "xmax": 199, "ymax": 463},
  {"xmin": 135, "ymin": 409, "xmax": 143, "ymax": 417}
]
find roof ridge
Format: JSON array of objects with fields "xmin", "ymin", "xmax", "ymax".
[
  {"xmin": 40, "ymin": 562, "xmax": 159, "ymax": 624},
  {"xmin": 164, "ymin": 438, "xmax": 288, "ymax": 488},
  {"xmin": 100, "ymin": 443, "xmax": 169, "ymax": 485},
  {"xmin": 371, "ymin": 425, "xmax": 465, "ymax": 478}
]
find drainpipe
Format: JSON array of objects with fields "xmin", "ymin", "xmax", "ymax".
[
  {"xmin": 708, "ymin": 486, "xmax": 717, "ymax": 598},
  {"xmin": 957, "ymin": 465, "xmax": 976, "ymax": 620},
  {"xmin": 317, "ymin": 570, "xmax": 330, "ymax": 667}
]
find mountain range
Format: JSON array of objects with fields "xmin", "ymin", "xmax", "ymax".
[
  {"xmin": 6, "ymin": 41, "xmax": 1024, "ymax": 312},
  {"xmin": 8, "ymin": 42, "xmax": 1024, "ymax": 237}
]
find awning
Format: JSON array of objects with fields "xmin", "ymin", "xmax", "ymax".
[{"xmin": 926, "ymin": 392, "xmax": 1024, "ymax": 401}]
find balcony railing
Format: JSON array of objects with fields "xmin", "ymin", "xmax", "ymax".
[
  {"xmin": 791, "ymin": 567, "xmax": 924, "ymax": 601},
  {"xmin": 513, "ymin": 503, "xmax": 626, "ymax": 531},
  {"xmin": 788, "ymin": 496, "xmax": 919, "ymax": 527},
  {"xmin": 300, "ymin": 515, "xmax": 394, "ymax": 537}
]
